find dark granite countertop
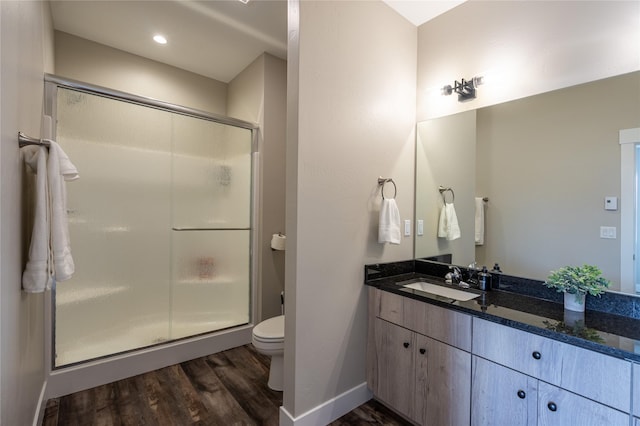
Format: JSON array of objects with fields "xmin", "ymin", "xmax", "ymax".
[{"xmin": 365, "ymin": 260, "xmax": 640, "ymax": 363}]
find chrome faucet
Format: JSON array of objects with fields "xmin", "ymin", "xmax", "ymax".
[
  {"xmin": 446, "ymin": 266, "xmax": 462, "ymax": 284},
  {"xmin": 446, "ymin": 265, "xmax": 470, "ymax": 289}
]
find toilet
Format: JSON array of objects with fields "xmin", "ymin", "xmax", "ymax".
[{"xmin": 251, "ymin": 315, "xmax": 284, "ymax": 391}]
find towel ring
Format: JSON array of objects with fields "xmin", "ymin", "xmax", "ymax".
[
  {"xmin": 438, "ymin": 186, "xmax": 455, "ymax": 203},
  {"xmin": 378, "ymin": 177, "xmax": 397, "ymax": 200}
]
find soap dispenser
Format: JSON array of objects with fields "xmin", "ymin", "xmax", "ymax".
[{"xmin": 478, "ymin": 266, "xmax": 491, "ymax": 291}]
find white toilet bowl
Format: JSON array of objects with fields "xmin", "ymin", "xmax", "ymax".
[{"xmin": 251, "ymin": 315, "xmax": 284, "ymax": 391}]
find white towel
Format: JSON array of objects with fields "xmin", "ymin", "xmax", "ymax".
[
  {"xmin": 22, "ymin": 146, "xmax": 53, "ymax": 292},
  {"xmin": 22, "ymin": 140, "xmax": 79, "ymax": 293},
  {"xmin": 378, "ymin": 198, "xmax": 401, "ymax": 244},
  {"xmin": 438, "ymin": 202, "xmax": 461, "ymax": 241},
  {"xmin": 48, "ymin": 141, "xmax": 79, "ymax": 282},
  {"xmin": 475, "ymin": 197, "xmax": 485, "ymax": 245}
]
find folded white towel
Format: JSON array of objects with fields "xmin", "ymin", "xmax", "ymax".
[
  {"xmin": 22, "ymin": 140, "xmax": 79, "ymax": 293},
  {"xmin": 378, "ymin": 198, "xmax": 401, "ymax": 245},
  {"xmin": 475, "ymin": 197, "xmax": 485, "ymax": 245},
  {"xmin": 48, "ymin": 141, "xmax": 78, "ymax": 282},
  {"xmin": 438, "ymin": 202, "xmax": 461, "ymax": 241},
  {"xmin": 22, "ymin": 146, "xmax": 53, "ymax": 292}
]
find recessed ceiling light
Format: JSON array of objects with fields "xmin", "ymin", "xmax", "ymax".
[
  {"xmin": 238, "ymin": 0, "xmax": 250, "ymax": 4},
  {"xmin": 153, "ymin": 35, "xmax": 167, "ymax": 45}
]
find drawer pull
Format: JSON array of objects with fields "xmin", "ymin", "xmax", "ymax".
[
  {"xmin": 419, "ymin": 348, "xmax": 426, "ymax": 355},
  {"xmin": 517, "ymin": 390, "xmax": 526, "ymax": 399},
  {"xmin": 403, "ymin": 342, "xmax": 410, "ymax": 348},
  {"xmin": 532, "ymin": 351, "xmax": 542, "ymax": 360},
  {"xmin": 547, "ymin": 402, "xmax": 557, "ymax": 412}
]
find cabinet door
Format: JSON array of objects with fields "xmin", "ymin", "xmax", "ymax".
[
  {"xmin": 537, "ymin": 381, "xmax": 629, "ymax": 426},
  {"xmin": 372, "ymin": 318, "xmax": 415, "ymax": 419},
  {"xmin": 471, "ymin": 357, "xmax": 537, "ymax": 426},
  {"xmin": 415, "ymin": 334, "xmax": 471, "ymax": 426}
]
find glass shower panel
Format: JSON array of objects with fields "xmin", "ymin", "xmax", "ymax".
[
  {"xmin": 170, "ymin": 230, "xmax": 251, "ymax": 339},
  {"xmin": 171, "ymin": 115, "xmax": 252, "ymax": 229},
  {"xmin": 55, "ymin": 88, "xmax": 172, "ymax": 366},
  {"xmin": 170, "ymin": 115, "xmax": 252, "ymax": 338}
]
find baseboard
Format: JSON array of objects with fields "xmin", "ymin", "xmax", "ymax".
[
  {"xmin": 32, "ymin": 380, "xmax": 48, "ymax": 426},
  {"xmin": 279, "ymin": 382, "xmax": 372, "ymax": 426}
]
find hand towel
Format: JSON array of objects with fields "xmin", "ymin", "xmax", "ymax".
[
  {"xmin": 22, "ymin": 146, "xmax": 53, "ymax": 292},
  {"xmin": 438, "ymin": 202, "xmax": 461, "ymax": 241},
  {"xmin": 48, "ymin": 140, "xmax": 79, "ymax": 282},
  {"xmin": 475, "ymin": 197, "xmax": 485, "ymax": 245},
  {"xmin": 378, "ymin": 198, "xmax": 401, "ymax": 244}
]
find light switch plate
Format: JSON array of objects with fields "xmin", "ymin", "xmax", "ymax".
[
  {"xmin": 417, "ymin": 220, "xmax": 424, "ymax": 236},
  {"xmin": 404, "ymin": 220, "xmax": 411, "ymax": 236},
  {"xmin": 600, "ymin": 226, "xmax": 616, "ymax": 239},
  {"xmin": 605, "ymin": 196, "xmax": 618, "ymax": 211}
]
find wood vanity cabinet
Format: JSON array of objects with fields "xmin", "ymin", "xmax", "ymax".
[
  {"xmin": 472, "ymin": 318, "xmax": 631, "ymax": 426},
  {"xmin": 367, "ymin": 288, "xmax": 472, "ymax": 425}
]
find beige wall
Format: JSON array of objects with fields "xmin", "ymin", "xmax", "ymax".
[
  {"xmin": 284, "ymin": 0, "xmax": 416, "ymax": 419},
  {"xmin": 55, "ymin": 31, "xmax": 228, "ymax": 115},
  {"xmin": 0, "ymin": 1, "xmax": 54, "ymax": 424},
  {"xmin": 475, "ymin": 72, "xmax": 640, "ymax": 287},
  {"xmin": 417, "ymin": 1, "xmax": 640, "ymax": 121},
  {"xmin": 228, "ymin": 53, "xmax": 287, "ymax": 321}
]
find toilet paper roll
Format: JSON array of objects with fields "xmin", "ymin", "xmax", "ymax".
[{"xmin": 271, "ymin": 233, "xmax": 286, "ymax": 251}]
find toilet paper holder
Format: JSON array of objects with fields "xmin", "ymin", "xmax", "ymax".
[{"xmin": 271, "ymin": 232, "xmax": 286, "ymax": 251}]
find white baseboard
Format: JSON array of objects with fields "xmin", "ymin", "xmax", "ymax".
[
  {"xmin": 32, "ymin": 380, "xmax": 48, "ymax": 426},
  {"xmin": 279, "ymin": 382, "xmax": 372, "ymax": 426}
]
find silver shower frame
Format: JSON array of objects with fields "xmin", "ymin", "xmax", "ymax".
[{"xmin": 41, "ymin": 74, "xmax": 261, "ymax": 400}]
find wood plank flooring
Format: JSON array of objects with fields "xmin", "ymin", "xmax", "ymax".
[{"xmin": 43, "ymin": 344, "xmax": 410, "ymax": 426}]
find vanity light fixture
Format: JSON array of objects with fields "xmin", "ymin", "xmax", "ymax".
[
  {"xmin": 442, "ymin": 76, "xmax": 484, "ymax": 102},
  {"xmin": 153, "ymin": 34, "xmax": 168, "ymax": 45}
]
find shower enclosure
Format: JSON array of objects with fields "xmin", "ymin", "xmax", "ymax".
[{"xmin": 43, "ymin": 76, "xmax": 258, "ymax": 373}]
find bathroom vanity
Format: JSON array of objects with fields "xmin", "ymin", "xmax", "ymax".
[{"xmin": 365, "ymin": 260, "xmax": 640, "ymax": 426}]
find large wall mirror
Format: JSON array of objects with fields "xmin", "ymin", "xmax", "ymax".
[{"xmin": 415, "ymin": 71, "xmax": 640, "ymax": 294}]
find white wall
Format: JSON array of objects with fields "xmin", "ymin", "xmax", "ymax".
[
  {"xmin": 0, "ymin": 1, "xmax": 54, "ymax": 424},
  {"xmin": 55, "ymin": 31, "xmax": 228, "ymax": 116},
  {"xmin": 417, "ymin": 1, "xmax": 640, "ymax": 121},
  {"xmin": 284, "ymin": 0, "xmax": 416, "ymax": 422},
  {"xmin": 228, "ymin": 53, "xmax": 287, "ymax": 321}
]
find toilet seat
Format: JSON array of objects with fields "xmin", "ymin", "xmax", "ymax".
[{"xmin": 252, "ymin": 315, "xmax": 284, "ymax": 342}]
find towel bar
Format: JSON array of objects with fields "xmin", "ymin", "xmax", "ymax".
[{"xmin": 18, "ymin": 132, "xmax": 50, "ymax": 148}]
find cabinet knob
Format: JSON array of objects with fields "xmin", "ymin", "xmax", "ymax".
[
  {"xmin": 532, "ymin": 351, "xmax": 542, "ymax": 360},
  {"xmin": 517, "ymin": 390, "xmax": 526, "ymax": 399},
  {"xmin": 419, "ymin": 348, "xmax": 426, "ymax": 355},
  {"xmin": 547, "ymin": 402, "xmax": 557, "ymax": 412},
  {"xmin": 403, "ymin": 342, "xmax": 410, "ymax": 348}
]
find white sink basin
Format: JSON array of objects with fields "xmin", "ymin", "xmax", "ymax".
[{"xmin": 402, "ymin": 281, "xmax": 480, "ymax": 302}]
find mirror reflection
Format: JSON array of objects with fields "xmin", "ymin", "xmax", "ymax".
[{"xmin": 415, "ymin": 71, "xmax": 640, "ymax": 294}]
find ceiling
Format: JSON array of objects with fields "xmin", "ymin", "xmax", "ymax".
[{"xmin": 50, "ymin": 0, "xmax": 464, "ymax": 84}]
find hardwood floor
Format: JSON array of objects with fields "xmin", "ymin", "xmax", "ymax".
[{"xmin": 43, "ymin": 344, "xmax": 410, "ymax": 426}]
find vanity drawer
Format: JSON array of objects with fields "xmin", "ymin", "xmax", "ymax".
[
  {"xmin": 472, "ymin": 318, "xmax": 631, "ymax": 413},
  {"xmin": 634, "ymin": 363, "xmax": 640, "ymax": 417},
  {"xmin": 375, "ymin": 289, "xmax": 471, "ymax": 351}
]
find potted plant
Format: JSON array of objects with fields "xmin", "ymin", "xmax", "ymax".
[{"xmin": 543, "ymin": 264, "xmax": 611, "ymax": 312}]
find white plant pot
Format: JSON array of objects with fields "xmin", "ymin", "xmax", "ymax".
[{"xmin": 564, "ymin": 292, "xmax": 586, "ymax": 312}]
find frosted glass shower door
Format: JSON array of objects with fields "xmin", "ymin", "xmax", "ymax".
[
  {"xmin": 55, "ymin": 88, "xmax": 173, "ymax": 366},
  {"xmin": 170, "ymin": 115, "xmax": 252, "ymax": 339},
  {"xmin": 52, "ymin": 84, "xmax": 254, "ymax": 367}
]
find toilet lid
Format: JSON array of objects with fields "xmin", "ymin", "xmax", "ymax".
[{"xmin": 253, "ymin": 315, "xmax": 284, "ymax": 340}]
